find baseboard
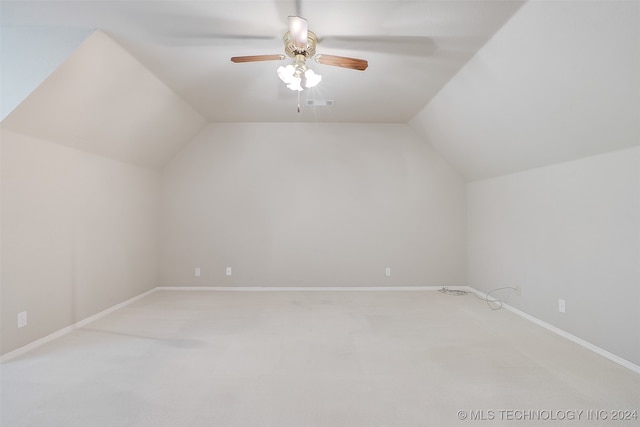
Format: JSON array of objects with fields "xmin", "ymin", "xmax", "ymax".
[
  {"xmin": 156, "ymin": 285, "xmax": 452, "ymax": 292},
  {"xmin": 467, "ymin": 286, "xmax": 640, "ymax": 375},
  {"xmin": 0, "ymin": 288, "xmax": 157, "ymax": 363},
  {"xmin": 4, "ymin": 285, "xmax": 638, "ymax": 375}
]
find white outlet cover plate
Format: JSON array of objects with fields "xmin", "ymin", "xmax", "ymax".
[
  {"xmin": 18, "ymin": 311, "xmax": 27, "ymax": 328},
  {"xmin": 558, "ymin": 299, "xmax": 566, "ymax": 313}
]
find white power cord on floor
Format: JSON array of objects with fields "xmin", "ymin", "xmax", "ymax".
[{"xmin": 438, "ymin": 286, "xmax": 518, "ymax": 310}]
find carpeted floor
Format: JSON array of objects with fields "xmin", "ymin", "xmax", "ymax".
[{"xmin": 1, "ymin": 290, "xmax": 638, "ymax": 426}]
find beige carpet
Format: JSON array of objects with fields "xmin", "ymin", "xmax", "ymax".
[{"xmin": 2, "ymin": 290, "xmax": 638, "ymax": 426}]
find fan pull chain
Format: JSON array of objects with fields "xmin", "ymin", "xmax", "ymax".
[{"xmin": 297, "ymin": 91, "xmax": 301, "ymax": 113}]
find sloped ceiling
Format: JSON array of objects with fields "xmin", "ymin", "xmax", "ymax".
[
  {"xmin": 1, "ymin": 1, "xmax": 638, "ymax": 178},
  {"xmin": 1, "ymin": 0, "xmax": 525, "ymax": 124},
  {"xmin": 1, "ymin": 30, "xmax": 207, "ymax": 168},
  {"xmin": 410, "ymin": 0, "xmax": 640, "ymax": 180},
  {"xmin": 0, "ymin": 25, "xmax": 92, "ymax": 120}
]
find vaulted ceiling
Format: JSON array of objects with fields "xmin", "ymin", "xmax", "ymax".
[
  {"xmin": 411, "ymin": 0, "xmax": 640, "ymax": 179},
  {"xmin": 1, "ymin": 1, "xmax": 638, "ymax": 179},
  {"xmin": 1, "ymin": 0, "xmax": 525, "ymax": 123},
  {"xmin": 2, "ymin": 30, "xmax": 207, "ymax": 168}
]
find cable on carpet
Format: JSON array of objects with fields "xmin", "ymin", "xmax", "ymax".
[
  {"xmin": 438, "ymin": 287, "xmax": 472, "ymax": 296},
  {"xmin": 438, "ymin": 286, "xmax": 519, "ymax": 311}
]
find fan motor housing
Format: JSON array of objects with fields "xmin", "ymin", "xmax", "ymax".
[{"xmin": 283, "ymin": 30, "xmax": 317, "ymax": 58}]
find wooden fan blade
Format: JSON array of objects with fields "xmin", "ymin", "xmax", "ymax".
[
  {"xmin": 315, "ymin": 54, "xmax": 368, "ymax": 71},
  {"xmin": 231, "ymin": 54, "xmax": 286, "ymax": 63}
]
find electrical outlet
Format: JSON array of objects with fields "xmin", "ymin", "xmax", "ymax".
[
  {"xmin": 18, "ymin": 311, "xmax": 27, "ymax": 328},
  {"xmin": 226, "ymin": 267, "xmax": 232, "ymax": 276},
  {"xmin": 385, "ymin": 267, "xmax": 391, "ymax": 277},
  {"xmin": 558, "ymin": 299, "xmax": 566, "ymax": 314},
  {"xmin": 195, "ymin": 267, "xmax": 201, "ymax": 277}
]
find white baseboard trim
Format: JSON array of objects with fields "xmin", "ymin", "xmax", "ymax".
[
  {"xmin": 5, "ymin": 285, "xmax": 638, "ymax": 375},
  {"xmin": 156, "ymin": 285, "xmax": 451, "ymax": 292},
  {"xmin": 0, "ymin": 288, "xmax": 157, "ymax": 363},
  {"xmin": 468, "ymin": 286, "xmax": 640, "ymax": 375}
]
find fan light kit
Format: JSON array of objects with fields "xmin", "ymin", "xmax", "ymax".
[
  {"xmin": 276, "ymin": 59, "xmax": 321, "ymax": 91},
  {"xmin": 231, "ymin": 16, "xmax": 368, "ymax": 93}
]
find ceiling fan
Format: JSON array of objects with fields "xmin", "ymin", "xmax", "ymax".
[{"xmin": 231, "ymin": 16, "xmax": 368, "ymax": 91}]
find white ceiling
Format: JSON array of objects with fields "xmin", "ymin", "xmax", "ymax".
[
  {"xmin": 1, "ymin": 0, "xmax": 525, "ymax": 123},
  {"xmin": 2, "ymin": 30, "xmax": 207, "ymax": 168},
  {"xmin": 410, "ymin": 0, "xmax": 640, "ymax": 180},
  {"xmin": 2, "ymin": 1, "xmax": 638, "ymax": 180}
]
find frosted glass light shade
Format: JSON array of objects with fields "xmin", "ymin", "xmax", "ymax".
[
  {"xmin": 277, "ymin": 65, "xmax": 296, "ymax": 83},
  {"xmin": 277, "ymin": 64, "xmax": 321, "ymax": 91},
  {"xmin": 304, "ymin": 69, "xmax": 322, "ymax": 88}
]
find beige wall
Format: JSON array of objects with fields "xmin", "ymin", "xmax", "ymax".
[
  {"xmin": 160, "ymin": 123, "xmax": 467, "ymax": 287},
  {"xmin": 410, "ymin": 0, "xmax": 640, "ymax": 366},
  {"xmin": 3, "ymin": 118, "xmax": 637, "ymax": 368},
  {"xmin": 1, "ymin": 129, "xmax": 160, "ymax": 355},
  {"xmin": 468, "ymin": 147, "xmax": 640, "ymax": 365}
]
